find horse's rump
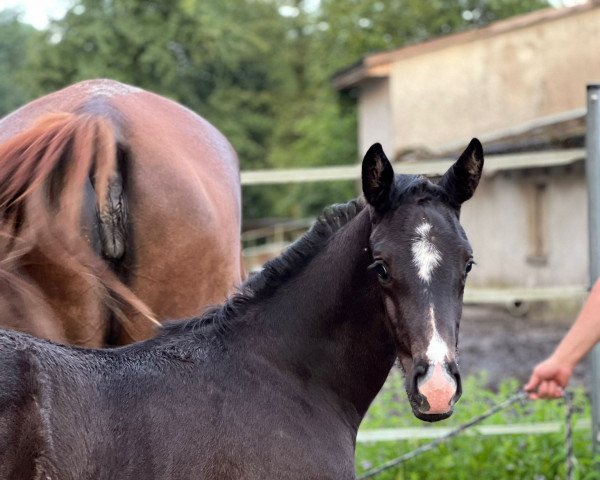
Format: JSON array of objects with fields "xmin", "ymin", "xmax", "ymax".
[
  {"xmin": 0, "ymin": 111, "xmax": 156, "ymax": 344},
  {"xmin": 0, "ymin": 79, "xmax": 243, "ymax": 347}
]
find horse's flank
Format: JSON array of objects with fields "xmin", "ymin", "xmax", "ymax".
[{"xmin": 0, "ymin": 79, "xmax": 243, "ymax": 346}]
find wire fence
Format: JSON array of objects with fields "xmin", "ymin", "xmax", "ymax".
[{"xmin": 357, "ymin": 390, "xmax": 576, "ymax": 480}]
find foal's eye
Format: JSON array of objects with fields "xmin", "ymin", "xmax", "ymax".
[
  {"xmin": 465, "ymin": 260, "xmax": 475, "ymax": 275},
  {"xmin": 369, "ymin": 261, "xmax": 390, "ymax": 281}
]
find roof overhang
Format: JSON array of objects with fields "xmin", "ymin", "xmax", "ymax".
[
  {"xmin": 331, "ymin": 57, "xmax": 391, "ymax": 90},
  {"xmin": 332, "ymin": 1, "xmax": 600, "ymax": 91}
]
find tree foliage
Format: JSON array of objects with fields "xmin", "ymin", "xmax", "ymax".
[
  {"xmin": 27, "ymin": 0, "xmax": 285, "ymax": 170},
  {"xmin": 318, "ymin": 0, "xmax": 550, "ymax": 68},
  {"xmin": 3, "ymin": 0, "xmax": 550, "ymax": 220},
  {"xmin": 0, "ymin": 10, "xmax": 37, "ymax": 116}
]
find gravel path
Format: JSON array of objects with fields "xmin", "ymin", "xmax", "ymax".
[{"xmin": 458, "ymin": 306, "xmax": 589, "ymax": 389}]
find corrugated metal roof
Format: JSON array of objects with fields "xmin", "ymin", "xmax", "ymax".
[{"xmin": 434, "ymin": 108, "xmax": 586, "ymax": 156}]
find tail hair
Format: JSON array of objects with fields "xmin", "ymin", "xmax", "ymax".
[{"xmin": 0, "ymin": 112, "xmax": 158, "ymax": 343}]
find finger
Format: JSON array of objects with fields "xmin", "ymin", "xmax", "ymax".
[
  {"xmin": 524, "ymin": 373, "xmax": 541, "ymax": 392},
  {"xmin": 539, "ymin": 381, "xmax": 562, "ymax": 399},
  {"xmin": 538, "ymin": 381, "xmax": 552, "ymax": 399},
  {"xmin": 550, "ymin": 384, "xmax": 564, "ymax": 399}
]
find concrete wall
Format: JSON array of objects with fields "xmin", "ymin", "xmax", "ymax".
[
  {"xmin": 350, "ymin": 7, "xmax": 596, "ymax": 289},
  {"xmin": 462, "ymin": 168, "xmax": 588, "ymax": 287},
  {"xmin": 358, "ymin": 78, "xmax": 392, "ymax": 157},
  {"xmin": 358, "ymin": 6, "xmax": 600, "ymax": 157}
]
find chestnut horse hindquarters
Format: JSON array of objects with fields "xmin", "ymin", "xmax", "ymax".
[
  {"xmin": 0, "ymin": 79, "xmax": 243, "ymax": 346},
  {"xmin": 0, "ymin": 112, "xmax": 157, "ymax": 345}
]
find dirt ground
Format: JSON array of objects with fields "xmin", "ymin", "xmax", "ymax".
[{"xmin": 457, "ymin": 305, "xmax": 589, "ymax": 390}]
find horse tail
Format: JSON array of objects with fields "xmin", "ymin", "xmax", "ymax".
[{"xmin": 0, "ymin": 112, "xmax": 158, "ymax": 342}]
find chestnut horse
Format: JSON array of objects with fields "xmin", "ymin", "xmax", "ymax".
[{"xmin": 0, "ymin": 79, "xmax": 242, "ymax": 346}]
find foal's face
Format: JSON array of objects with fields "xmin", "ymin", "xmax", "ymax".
[
  {"xmin": 370, "ymin": 196, "xmax": 472, "ymax": 422},
  {"xmin": 362, "ymin": 140, "xmax": 483, "ymax": 422}
]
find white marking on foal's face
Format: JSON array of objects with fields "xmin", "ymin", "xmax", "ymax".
[
  {"xmin": 411, "ymin": 222, "xmax": 441, "ymax": 284},
  {"xmin": 425, "ymin": 304, "xmax": 449, "ymax": 364}
]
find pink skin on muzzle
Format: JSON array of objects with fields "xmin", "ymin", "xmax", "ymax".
[{"xmin": 417, "ymin": 362, "xmax": 457, "ymax": 414}]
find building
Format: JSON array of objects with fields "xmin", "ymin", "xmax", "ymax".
[{"xmin": 332, "ymin": 1, "xmax": 600, "ymax": 290}]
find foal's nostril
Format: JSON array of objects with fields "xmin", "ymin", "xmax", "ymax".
[
  {"xmin": 409, "ymin": 360, "xmax": 431, "ymax": 409},
  {"xmin": 412, "ymin": 361, "xmax": 428, "ymax": 384},
  {"xmin": 410, "ymin": 360, "xmax": 429, "ymax": 392},
  {"xmin": 448, "ymin": 361, "xmax": 463, "ymax": 403}
]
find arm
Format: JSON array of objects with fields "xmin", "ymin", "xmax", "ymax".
[{"xmin": 525, "ymin": 279, "xmax": 600, "ymax": 399}]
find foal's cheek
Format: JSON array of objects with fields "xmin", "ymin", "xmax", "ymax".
[
  {"xmin": 383, "ymin": 297, "xmax": 398, "ymax": 323},
  {"xmin": 382, "ymin": 297, "xmax": 407, "ymax": 345},
  {"xmin": 396, "ymin": 352, "xmax": 413, "ymax": 377}
]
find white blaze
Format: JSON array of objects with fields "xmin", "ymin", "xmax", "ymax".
[
  {"xmin": 411, "ymin": 222, "xmax": 441, "ymax": 284},
  {"xmin": 425, "ymin": 304, "xmax": 449, "ymax": 364}
]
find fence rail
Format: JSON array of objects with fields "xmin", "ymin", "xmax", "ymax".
[
  {"xmin": 240, "ymin": 148, "xmax": 584, "ymax": 185},
  {"xmin": 357, "ymin": 418, "xmax": 590, "ymax": 443}
]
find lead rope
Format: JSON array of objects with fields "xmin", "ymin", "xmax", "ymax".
[
  {"xmin": 358, "ymin": 390, "xmax": 576, "ymax": 480},
  {"xmin": 564, "ymin": 390, "xmax": 575, "ymax": 480}
]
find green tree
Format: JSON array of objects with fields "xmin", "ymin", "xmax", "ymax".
[
  {"xmin": 25, "ymin": 0, "xmax": 550, "ymax": 220},
  {"xmin": 27, "ymin": 0, "xmax": 286, "ymax": 166},
  {"xmin": 261, "ymin": 0, "xmax": 550, "ymax": 218},
  {"xmin": 26, "ymin": 0, "xmax": 292, "ymax": 218},
  {"xmin": 318, "ymin": 0, "xmax": 550, "ymax": 67},
  {"xmin": 0, "ymin": 10, "xmax": 37, "ymax": 116}
]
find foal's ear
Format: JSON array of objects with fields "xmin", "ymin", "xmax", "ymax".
[
  {"xmin": 438, "ymin": 138, "xmax": 484, "ymax": 207},
  {"xmin": 362, "ymin": 143, "xmax": 395, "ymax": 212}
]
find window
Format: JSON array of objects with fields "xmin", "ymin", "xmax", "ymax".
[{"xmin": 526, "ymin": 182, "xmax": 547, "ymax": 265}]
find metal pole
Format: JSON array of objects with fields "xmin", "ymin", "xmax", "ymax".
[{"xmin": 586, "ymin": 84, "xmax": 600, "ymax": 456}]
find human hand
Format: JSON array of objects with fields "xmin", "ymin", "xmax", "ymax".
[{"xmin": 524, "ymin": 357, "xmax": 574, "ymax": 399}]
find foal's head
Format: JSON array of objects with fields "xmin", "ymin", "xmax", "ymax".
[{"xmin": 362, "ymin": 139, "xmax": 483, "ymax": 422}]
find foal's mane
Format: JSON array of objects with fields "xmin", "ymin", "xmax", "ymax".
[
  {"xmin": 162, "ymin": 174, "xmax": 446, "ymax": 339},
  {"xmin": 161, "ymin": 198, "xmax": 367, "ymax": 338}
]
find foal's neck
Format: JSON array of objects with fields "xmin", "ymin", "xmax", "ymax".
[{"xmin": 251, "ymin": 208, "xmax": 396, "ymax": 424}]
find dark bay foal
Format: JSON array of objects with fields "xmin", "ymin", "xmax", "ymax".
[{"xmin": 0, "ymin": 140, "xmax": 483, "ymax": 480}]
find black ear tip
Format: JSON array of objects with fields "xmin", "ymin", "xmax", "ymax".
[
  {"xmin": 468, "ymin": 138, "xmax": 483, "ymax": 157},
  {"xmin": 365, "ymin": 142, "xmax": 384, "ymax": 156}
]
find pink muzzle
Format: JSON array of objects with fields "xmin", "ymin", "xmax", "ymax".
[{"xmin": 416, "ymin": 362, "xmax": 457, "ymax": 414}]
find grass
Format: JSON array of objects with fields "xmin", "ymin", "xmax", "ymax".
[{"xmin": 356, "ymin": 371, "xmax": 599, "ymax": 480}]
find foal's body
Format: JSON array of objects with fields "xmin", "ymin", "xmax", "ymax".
[
  {"xmin": 0, "ymin": 141, "xmax": 483, "ymax": 479},
  {"xmin": 1, "ymin": 207, "xmax": 385, "ymax": 480}
]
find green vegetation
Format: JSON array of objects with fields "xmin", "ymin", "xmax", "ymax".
[
  {"xmin": 0, "ymin": 10, "xmax": 37, "ymax": 116},
  {"xmin": 357, "ymin": 372, "xmax": 598, "ymax": 480},
  {"xmin": 2, "ymin": 0, "xmax": 549, "ymax": 220}
]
